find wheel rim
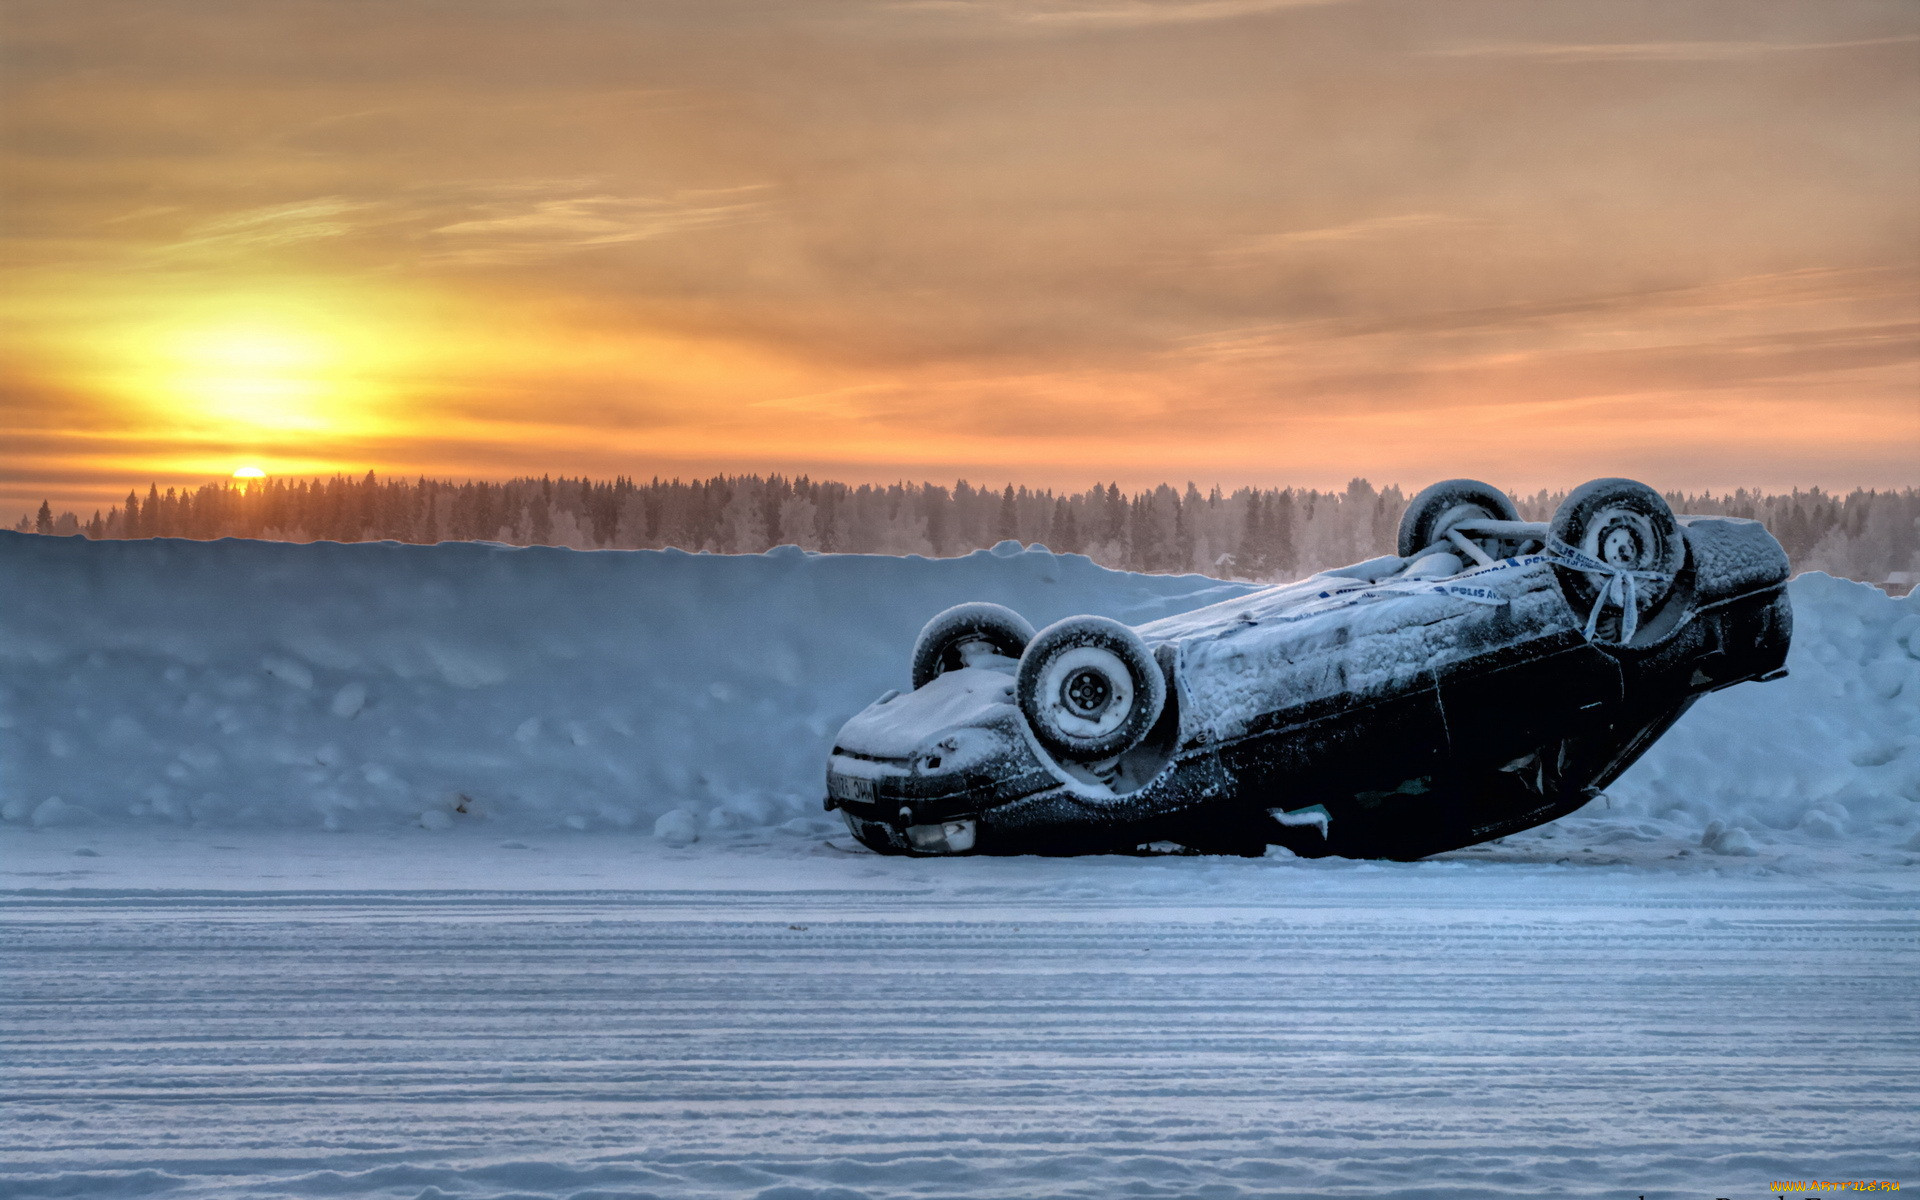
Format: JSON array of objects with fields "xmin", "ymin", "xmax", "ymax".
[
  {"xmin": 911, "ymin": 602, "xmax": 1034, "ymax": 690},
  {"xmin": 1399, "ymin": 479, "xmax": 1519, "ymax": 558},
  {"xmin": 1062, "ymin": 667, "xmax": 1112, "ymax": 718},
  {"xmin": 1431, "ymin": 501, "xmax": 1503, "ymax": 559},
  {"xmin": 1035, "ymin": 645, "xmax": 1135, "ymax": 742},
  {"xmin": 1581, "ymin": 505, "xmax": 1662, "ymax": 576}
]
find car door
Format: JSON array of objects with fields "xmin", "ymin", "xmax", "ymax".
[{"xmin": 1434, "ymin": 630, "xmax": 1624, "ymax": 772}]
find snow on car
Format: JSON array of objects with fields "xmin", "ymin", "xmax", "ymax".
[{"xmin": 825, "ymin": 478, "xmax": 1794, "ymax": 859}]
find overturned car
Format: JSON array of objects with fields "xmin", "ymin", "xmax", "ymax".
[{"xmin": 824, "ymin": 478, "xmax": 1792, "ymax": 860}]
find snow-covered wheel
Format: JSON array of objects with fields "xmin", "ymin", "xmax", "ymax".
[
  {"xmin": 1397, "ymin": 479, "xmax": 1521, "ymax": 559},
  {"xmin": 1549, "ymin": 478, "xmax": 1685, "ymax": 638},
  {"xmin": 910, "ymin": 602, "xmax": 1035, "ymax": 689},
  {"xmin": 1016, "ymin": 616, "xmax": 1165, "ymax": 763}
]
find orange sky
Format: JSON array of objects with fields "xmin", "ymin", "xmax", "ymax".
[{"xmin": 4, "ymin": 0, "xmax": 1917, "ymax": 520}]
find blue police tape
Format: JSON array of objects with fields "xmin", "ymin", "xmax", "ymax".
[
  {"xmin": 1307, "ymin": 569, "xmax": 1516, "ymax": 613},
  {"xmin": 1428, "ymin": 582, "xmax": 1508, "ymax": 605},
  {"xmin": 1297, "ymin": 543, "xmax": 1670, "ymax": 644}
]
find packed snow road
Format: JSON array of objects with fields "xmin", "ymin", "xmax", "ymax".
[{"xmin": 4, "ymin": 834, "xmax": 1916, "ymax": 1200}]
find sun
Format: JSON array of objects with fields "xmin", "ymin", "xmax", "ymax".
[{"xmin": 233, "ymin": 465, "xmax": 266, "ymax": 479}]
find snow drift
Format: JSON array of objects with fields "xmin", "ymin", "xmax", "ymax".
[
  {"xmin": 0, "ymin": 531, "xmax": 1249, "ymax": 838},
  {"xmin": 3, "ymin": 530, "xmax": 1915, "ymax": 851},
  {"xmin": 1604, "ymin": 570, "xmax": 1920, "ymax": 848}
]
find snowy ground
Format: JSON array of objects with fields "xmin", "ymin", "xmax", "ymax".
[
  {"xmin": 4, "ymin": 533, "xmax": 1917, "ymax": 1197},
  {"xmin": 6, "ymin": 829, "xmax": 1917, "ymax": 1200}
]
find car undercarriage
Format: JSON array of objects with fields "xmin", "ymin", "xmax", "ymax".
[{"xmin": 825, "ymin": 478, "xmax": 1792, "ymax": 859}]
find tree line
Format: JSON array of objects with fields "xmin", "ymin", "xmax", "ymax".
[{"xmin": 16, "ymin": 472, "xmax": 1920, "ymax": 586}]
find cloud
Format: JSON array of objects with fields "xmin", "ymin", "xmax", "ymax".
[
  {"xmin": 1174, "ymin": 264, "xmax": 1920, "ymax": 361},
  {"xmin": 1213, "ymin": 214, "xmax": 1479, "ymax": 260},
  {"xmin": 151, "ymin": 184, "xmax": 769, "ymax": 267},
  {"xmin": 100, "ymin": 206, "xmax": 183, "ymax": 227},
  {"xmin": 891, "ymin": 0, "xmax": 1345, "ymax": 30},
  {"xmin": 166, "ymin": 199, "xmax": 372, "ymax": 254},
  {"xmin": 426, "ymin": 188, "xmax": 767, "ymax": 266},
  {"xmin": 1430, "ymin": 35, "xmax": 1920, "ymax": 63}
]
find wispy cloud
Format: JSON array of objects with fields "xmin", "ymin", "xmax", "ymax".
[
  {"xmin": 893, "ymin": 0, "xmax": 1345, "ymax": 30},
  {"xmin": 166, "ymin": 199, "xmax": 373, "ymax": 254},
  {"xmin": 426, "ymin": 189, "xmax": 767, "ymax": 265},
  {"xmin": 1177, "ymin": 264, "xmax": 1920, "ymax": 359},
  {"xmin": 1213, "ymin": 214, "xmax": 1478, "ymax": 260},
  {"xmin": 154, "ymin": 184, "xmax": 769, "ymax": 267},
  {"xmin": 1430, "ymin": 35, "xmax": 1920, "ymax": 62},
  {"xmin": 100, "ymin": 206, "xmax": 183, "ymax": 227}
]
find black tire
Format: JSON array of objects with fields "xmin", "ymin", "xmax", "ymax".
[
  {"xmin": 1397, "ymin": 479, "xmax": 1521, "ymax": 558},
  {"xmin": 910, "ymin": 602, "xmax": 1035, "ymax": 690},
  {"xmin": 1016, "ymin": 616, "xmax": 1165, "ymax": 762},
  {"xmin": 1549, "ymin": 478, "xmax": 1684, "ymax": 618}
]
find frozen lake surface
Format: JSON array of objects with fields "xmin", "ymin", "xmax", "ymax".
[{"xmin": 5, "ymin": 831, "xmax": 1915, "ymax": 1200}]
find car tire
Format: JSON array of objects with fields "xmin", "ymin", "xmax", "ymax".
[
  {"xmin": 1549, "ymin": 478, "xmax": 1685, "ymax": 622},
  {"xmin": 910, "ymin": 602, "xmax": 1036, "ymax": 689},
  {"xmin": 1017, "ymin": 616, "xmax": 1165, "ymax": 762},
  {"xmin": 1397, "ymin": 479, "xmax": 1522, "ymax": 558}
]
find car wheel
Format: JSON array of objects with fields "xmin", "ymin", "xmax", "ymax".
[
  {"xmin": 910, "ymin": 602, "xmax": 1036, "ymax": 689},
  {"xmin": 1016, "ymin": 616, "xmax": 1165, "ymax": 762},
  {"xmin": 1549, "ymin": 478, "xmax": 1685, "ymax": 637},
  {"xmin": 1397, "ymin": 479, "xmax": 1521, "ymax": 559}
]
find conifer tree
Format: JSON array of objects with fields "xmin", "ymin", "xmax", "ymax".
[
  {"xmin": 1239, "ymin": 491, "xmax": 1267, "ymax": 577},
  {"xmin": 921, "ymin": 484, "xmax": 949, "ymax": 555},
  {"xmin": 1050, "ymin": 496, "xmax": 1078, "ymax": 553}
]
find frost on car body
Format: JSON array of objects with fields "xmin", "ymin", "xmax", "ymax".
[{"xmin": 825, "ymin": 479, "xmax": 1793, "ymax": 859}]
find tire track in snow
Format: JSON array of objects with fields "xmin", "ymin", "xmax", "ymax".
[{"xmin": 4, "ymin": 891, "xmax": 1917, "ymax": 1199}]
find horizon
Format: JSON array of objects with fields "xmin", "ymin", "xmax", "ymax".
[
  {"xmin": 16, "ymin": 465, "xmax": 1919, "ymax": 533},
  {"xmin": 17, "ymin": 468, "xmax": 1915, "ymax": 596}
]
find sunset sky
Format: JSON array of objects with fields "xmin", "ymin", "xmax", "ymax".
[{"xmin": 3, "ymin": 0, "xmax": 1917, "ymax": 520}]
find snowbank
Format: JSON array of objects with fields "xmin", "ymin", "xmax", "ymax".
[
  {"xmin": 0, "ymin": 532, "xmax": 1250, "ymax": 836},
  {"xmin": 3, "ymin": 531, "xmax": 1914, "ymax": 852},
  {"xmin": 1605, "ymin": 571, "xmax": 1920, "ymax": 849}
]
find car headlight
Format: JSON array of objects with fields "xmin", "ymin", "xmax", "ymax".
[{"xmin": 905, "ymin": 819, "xmax": 977, "ymax": 853}]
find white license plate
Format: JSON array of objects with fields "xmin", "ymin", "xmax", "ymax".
[{"xmin": 828, "ymin": 774, "xmax": 876, "ymax": 803}]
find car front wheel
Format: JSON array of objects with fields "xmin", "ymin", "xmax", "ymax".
[{"xmin": 1016, "ymin": 615, "xmax": 1165, "ymax": 763}]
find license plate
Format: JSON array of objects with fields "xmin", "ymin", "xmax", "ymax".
[{"xmin": 828, "ymin": 773, "xmax": 876, "ymax": 804}]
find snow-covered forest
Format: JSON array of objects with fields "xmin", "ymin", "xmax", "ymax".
[{"xmin": 18, "ymin": 472, "xmax": 1920, "ymax": 585}]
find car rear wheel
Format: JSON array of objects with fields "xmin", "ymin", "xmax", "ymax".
[
  {"xmin": 1016, "ymin": 616, "xmax": 1165, "ymax": 762},
  {"xmin": 1397, "ymin": 479, "xmax": 1521, "ymax": 559},
  {"xmin": 910, "ymin": 602, "xmax": 1036, "ymax": 689},
  {"xmin": 1549, "ymin": 478, "xmax": 1685, "ymax": 640}
]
